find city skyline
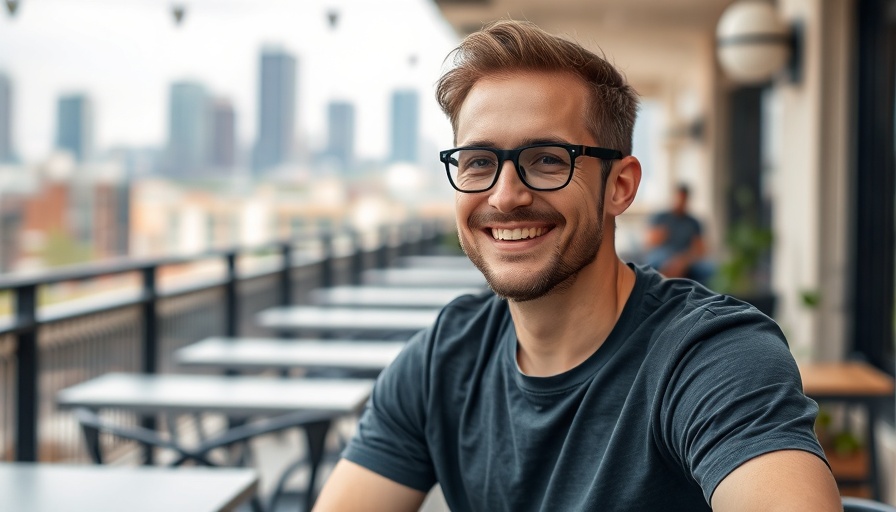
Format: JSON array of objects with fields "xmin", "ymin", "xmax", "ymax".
[
  {"xmin": 253, "ymin": 46, "xmax": 296, "ymax": 173},
  {"xmin": 0, "ymin": 72, "xmax": 12, "ymax": 162},
  {"xmin": 56, "ymin": 94, "xmax": 94, "ymax": 163},
  {"xmin": 0, "ymin": 0, "xmax": 459, "ymax": 165},
  {"xmin": 390, "ymin": 89, "xmax": 419, "ymax": 164}
]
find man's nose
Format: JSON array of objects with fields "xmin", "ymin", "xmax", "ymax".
[{"xmin": 487, "ymin": 160, "xmax": 533, "ymax": 213}]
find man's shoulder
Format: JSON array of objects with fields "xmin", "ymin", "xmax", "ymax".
[
  {"xmin": 634, "ymin": 266, "xmax": 778, "ymax": 342},
  {"xmin": 649, "ymin": 210, "xmax": 673, "ymax": 225}
]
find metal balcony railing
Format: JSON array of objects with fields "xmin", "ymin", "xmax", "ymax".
[{"xmin": 0, "ymin": 220, "xmax": 452, "ymax": 463}]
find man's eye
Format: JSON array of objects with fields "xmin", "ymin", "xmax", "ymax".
[
  {"xmin": 539, "ymin": 156, "xmax": 565, "ymax": 165},
  {"xmin": 465, "ymin": 158, "xmax": 495, "ymax": 169}
]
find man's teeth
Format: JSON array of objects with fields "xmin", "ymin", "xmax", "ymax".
[{"xmin": 491, "ymin": 227, "xmax": 546, "ymax": 240}]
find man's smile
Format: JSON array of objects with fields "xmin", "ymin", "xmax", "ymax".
[{"xmin": 490, "ymin": 227, "xmax": 548, "ymax": 241}]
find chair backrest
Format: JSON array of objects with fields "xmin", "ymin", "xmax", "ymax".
[{"xmin": 842, "ymin": 497, "xmax": 896, "ymax": 512}]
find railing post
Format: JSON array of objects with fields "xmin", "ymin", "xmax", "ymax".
[
  {"xmin": 421, "ymin": 219, "xmax": 436, "ymax": 255},
  {"xmin": 225, "ymin": 252, "xmax": 238, "ymax": 337},
  {"xmin": 14, "ymin": 284, "xmax": 38, "ymax": 462},
  {"xmin": 431, "ymin": 220, "xmax": 443, "ymax": 253},
  {"xmin": 398, "ymin": 223, "xmax": 411, "ymax": 258},
  {"xmin": 140, "ymin": 265, "xmax": 158, "ymax": 464},
  {"xmin": 320, "ymin": 230, "xmax": 334, "ymax": 288},
  {"xmin": 350, "ymin": 229, "xmax": 364, "ymax": 285},
  {"xmin": 408, "ymin": 221, "xmax": 422, "ymax": 256},
  {"xmin": 141, "ymin": 266, "xmax": 158, "ymax": 374},
  {"xmin": 411, "ymin": 221, "xmax": 424, "ymax": 256},
  {"xmin": 279, "ymin": 242, "xmax": 293, "ymax": 307},
  {"xmin": 377, "ymin": 225, "xmax": 390, "ymax": 268}
]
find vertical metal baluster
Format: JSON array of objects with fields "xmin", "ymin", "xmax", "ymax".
[
  {"xmin": 320, "ymin": 230, "xmax": 334, "ymax": 289},
  {"xmin": 280, "ymin": 242, "xmax": 293, "ymax": 307},
  {"xmin": 140, "ymin": 266, "xmax": 157, "ymax": 464},
  {"xmin": 14, "ymin": 284, "xmax": 37, "ymax": 462}
]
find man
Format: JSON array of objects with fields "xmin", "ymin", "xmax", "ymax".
[
  {"xmin": 645, "ymin": 183, "xmax": 714, "ymax": 284},
  {"xmin": 315, "ymin": 20, "xmax": 840, "ymax": 511}
]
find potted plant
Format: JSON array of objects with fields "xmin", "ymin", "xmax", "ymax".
[{"xmin": 711, "ymin": 191, "xmax": 776, "ymax": 316}]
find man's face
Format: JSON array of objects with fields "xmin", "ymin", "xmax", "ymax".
[
  {"xmin": 453, "ymin": 70, "xmax": 608, "ymax": 302},
  {"xmin": 673, "ymin": 190, "xmax": 688, "ymax": 214}
]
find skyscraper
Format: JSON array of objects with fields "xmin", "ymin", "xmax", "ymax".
[
  {"xmin": 56, "ymin": 94, "xmax": 94, "ymax": 163},
  {"xmin": 325, "ymin": 100, "xmax": 355, "ymax": 173},
  {"xmin": 167, "ymin": 81, "xmax": 210, "ymax": 176},
  {"xmin": 254, "ymin": 47, "xmax": 296, "ymax": 174},
  {"xmin": 389, "ymin": 89, "xmax": 419, "ymax": 164},
  {"xmin": 211, "ymin": 99, "xmax": 236, "ymax": 170},
  {"xmin": 0, "ymin": 73, "xmax": 12, "ymax": 163}
]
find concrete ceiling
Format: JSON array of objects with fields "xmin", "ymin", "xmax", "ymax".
[
  {"xmin": 433, "ymin": 0, "xmax": 731, "ymax": 35},
  {"xmin": 431, "ymin": 0, "xmax": 733, "ymax": 95}
]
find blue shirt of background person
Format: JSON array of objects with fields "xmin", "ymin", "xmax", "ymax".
[{"xmin": 645, "ymin": 184, "xmax": 715, "ymax": 284}]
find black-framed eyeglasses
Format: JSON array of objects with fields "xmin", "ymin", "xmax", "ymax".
[{"xmin": 438, "ymin": 143, "xmax": 623, "ymax": 193}]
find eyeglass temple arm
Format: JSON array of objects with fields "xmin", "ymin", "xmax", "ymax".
[{"xmin": 583, "ymin": 147, "xmax": 624, "ymax": 160}]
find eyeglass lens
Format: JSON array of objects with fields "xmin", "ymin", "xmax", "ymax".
[{"xmin": 447, "ymin": 145, "xmax": 573, "ymax": 191}]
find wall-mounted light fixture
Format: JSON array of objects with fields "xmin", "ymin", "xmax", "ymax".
[
  {"xmin": 716, "ymin": 0, "xmax": 802, "ymax": 85},
  {"xmin": 171, "ymin": 3, "xmax": 186, "ymax": 26},
  {"xmin": 5, "ymin": 0, "xmax": 20, "ymax": 17}
]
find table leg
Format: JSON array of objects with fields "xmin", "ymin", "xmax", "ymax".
[
  {"xmin": 266, "ymin": 419, "xmax": 334, "ymax": 512},
  {"xmin": 304, "ymin": 420, "xmax": 333, "ymax": 512},
  {"xmin": 79, "ymin": 408, "xmax": 103, "ymax": 464},
  {"xmin": 865, "ymin": 399, "xmax": 881, "ymax": 501},
  {"xmin": 139, "ymin": 413, "xmax": 156, "ymax": 464}
]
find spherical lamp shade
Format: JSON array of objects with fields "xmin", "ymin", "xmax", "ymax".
[{"xmin": 716, "ymin": 1, "xmax": 791, "ymax": 84}]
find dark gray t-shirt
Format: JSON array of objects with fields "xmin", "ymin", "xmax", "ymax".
[{"xmin": 343, "ymin": 265, "xmax": 825, "ymax": 511}]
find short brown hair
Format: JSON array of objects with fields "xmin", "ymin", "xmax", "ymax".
[{"xmin": 436, "ymin": 20, "xmax": 639, "ymax": 177}]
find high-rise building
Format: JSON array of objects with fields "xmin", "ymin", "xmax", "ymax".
[
  {"xmin": 0, "ymin": 197, "xmax": 23, "ymax": 272},
  {"xmin": 0, "ymin": 73, "xmax": 12, "ymax": 163},
  {"xmin": 389, "ymin": 89, "xmax": 419, "ymax": 164},
  {"xmin": 167, "ymin": 81, "xmax": 210, "ymax": 176},
  {"xmin": 93, "ymin": 182, "xmax": 130, "ymax": 257},
  {"xmin": 211, "ymin": 99, "xmax": 236, "ymax": 170},
  {"xmin": 325, "ymin": 100, "xmax": 355, "ymax": 173},
  {"xmin": 253, "ymin": 47, "xmax": 296, "ymax": 174},
  {"xmin": 56, "ymin": 94, "xmax": 94, "ymax": 163}
]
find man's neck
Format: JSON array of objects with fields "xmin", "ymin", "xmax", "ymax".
[{"xmin": 508, "ymin": 252, "xmax": 636, "ymax": 377}]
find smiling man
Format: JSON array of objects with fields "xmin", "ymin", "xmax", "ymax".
[{"xmin": 314, "ymin": 20, "xmax": 840, "ymax": 511}]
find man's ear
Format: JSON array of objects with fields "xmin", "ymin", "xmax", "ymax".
[{"xmin": 604, "ymin": 156, "xmax": 641, "ymax": 217}]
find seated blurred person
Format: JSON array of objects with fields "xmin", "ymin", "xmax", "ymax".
[{"xmin": 645, "ymin": 184, "xmax": 714, "ymax": 284}]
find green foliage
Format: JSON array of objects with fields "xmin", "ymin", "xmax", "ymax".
[
  {"xmin": 832, "ymin": 431, "xmax": 862, "ymax": 456},
  {"xmin": 711, "ymin": 217, "xmax": 773, "ymax": 295},
  {"xmin": 815, "ymin": 406, "xmax": 862, "ymax": 456},
  {"xmin": 710, "ymin": 187, "xmax": 774, "ymax": 296},
  {"xmin": 40, "ymin": 230, "xmax": 94, "ymax": 268},
  {"xmin": 800, "ymin": 289, "xmax": 822, "ymax": 308},
  {"xmin": 440, "ymin": 231, "xmax": 464, "ymax": 255}
]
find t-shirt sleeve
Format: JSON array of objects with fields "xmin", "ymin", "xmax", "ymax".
[
  {"xmin": 341, "ymin": 327, "xmax": 436, "ymax": 492},
  {"xmin": 657, "ymin": 307, "xmax": 827, "ymax": 504},
  {"xmin": 689, "ymin": 216, "xmax": 703, "ymax": 236}
]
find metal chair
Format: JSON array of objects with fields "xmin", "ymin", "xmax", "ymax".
[
  {"xmin": 843, "ymin": 497, "xmax": 896, "ymax": 512},
  {"xmin": 75, "ymin": 407, "xmax": 335, "ymax": 512}
]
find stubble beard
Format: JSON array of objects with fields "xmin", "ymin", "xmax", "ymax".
[{"xmin": 460, "ymin": 206, "xmax": 605, "ymax": 303}]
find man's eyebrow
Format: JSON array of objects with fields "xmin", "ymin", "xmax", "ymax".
[
  {"xmin": 521, "ymin": 137, "xmax": 572, "ymax": 146},
  {"xmin": 461, "ymin": 139, "xmax": 497, "ymax": 148},
  {"xmin": 460, "ymin": 137, "xmax": 573, "ymax": 148}
]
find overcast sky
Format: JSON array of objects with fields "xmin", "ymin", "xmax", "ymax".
[{"xmin": 0, "ymin": 0, "xmax": 460, "ymax": 163}]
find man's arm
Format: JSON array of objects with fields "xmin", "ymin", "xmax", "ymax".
[
  {"xmin": 644, "ymin": 223, "xmax": 667, "ymax": 250},
  {"xmin": 711, "ymin": 450, "xmax": 841, "ymax": 511},
  {"xmin": 689, "ymin": 233, "xmax": 707, "ymax": 261},
  {"xmin": 313, "ymin": 459, "xmax": 427, "ymax": 512}
]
